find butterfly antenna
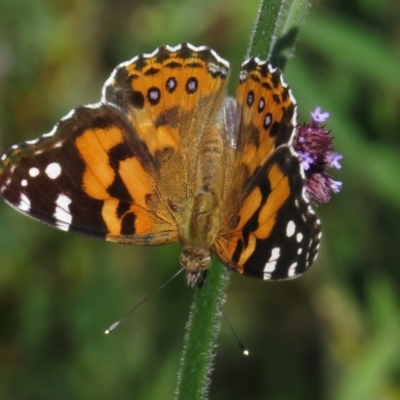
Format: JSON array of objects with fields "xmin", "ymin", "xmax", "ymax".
[
  {"xmin": 105, "ymin": 266, "xmax": 185, "ymax": 334},
  {"xmin": 217, "ymin": 303, "xmax": 249, "ymax": 356},
  {"xmin": 199, "ymin": 274, "xmax": 249, "ymax": 356}
]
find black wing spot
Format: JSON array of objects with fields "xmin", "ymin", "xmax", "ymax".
[
  {"xmin": 166, "ymin": 77, "xmax": 177, "ymax": 93},
  {"xmin": 269, "ymin": 121, "xmax": 282, "ymax": 138},
  {"xmin": 258, "ymin": 97, "xmax": 265, "ymax": 113},
  {"xmin": 147, "ymin": 87, "xmax": 161, "ymax": 106},
  {"xmin": 144, "ymin": 67, "xmax": 160, "ymax": 76},
  {"xmin": 272, "ymin": 93, "xmax": 281, "ymax": 104},
  {"xmin": 165, "ymin": 61, "xmax": 182, "ymax": 69},
  {"xmin": 121, "ymin": 212, "xmax": 136, "ymax": 235},
  {"xmin": 129, "ymin": 91, "xmax": 145, "ymax": 109},
  {"xmin": 264, "ymin": 113, "xmax": 272, "ymax": 130},
  {"xmin": 185, "ymin": 77, "xmax": 198, "ymax": 94},
  {"xmin": 246, "ymin": 90, "xmax": 255, "ymax": 107}
]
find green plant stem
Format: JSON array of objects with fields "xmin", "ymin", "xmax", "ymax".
[
  {"xmin": 248, "ymin": 0, "xmax": 310, "ymax": 69},
  {"xmin": 174, "ymin": 262, "xmax": 229, "ymax": 400},
  {"xmin": 174, "ymin": 0, "xmax": 311, "ymax": 399}
]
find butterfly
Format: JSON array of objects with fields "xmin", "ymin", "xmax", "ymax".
[{"xmin": 0, "ymin": 43, "xmax": 321, "ymax": 286}]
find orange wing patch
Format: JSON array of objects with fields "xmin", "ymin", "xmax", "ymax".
[
  {"xmin": 75, "ymin": 124, "xmax": 177, "ymax": 244},
  {"xmin": 76, "ymin": 127, "xmax": 123, "ymax": 199},
  {"xmin": 215, "ymin": 157, "xmax": 291, "ymax": 270}
]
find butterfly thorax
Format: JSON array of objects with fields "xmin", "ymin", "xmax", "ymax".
[{"xmin": 178, "ymin": 124, "xmax": 226, "ymax": 287}]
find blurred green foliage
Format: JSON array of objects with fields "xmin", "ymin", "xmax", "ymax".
[{"xmin": 0, "ymin": 0, "xmax": 399, "ymax": 399}]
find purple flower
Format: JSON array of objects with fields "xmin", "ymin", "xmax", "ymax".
[
  {"xmin": 326, "ymin": 153, "xmax": 343, "ymax": 169},
  {"xmin": 294, "ymin": 107, "xmax": 342, "ymax": 203},
  {"xmin": 311, "ymin": 106, "xmax": 330, "ymax": 123},
  {"xmin": 297, "ymin": 151, "xmax": 314, "ymax": 171}
]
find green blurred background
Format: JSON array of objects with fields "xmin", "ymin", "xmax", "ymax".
[{"xmin": 0, "ymin": 1, "xmax": 399, "ymax": 399}]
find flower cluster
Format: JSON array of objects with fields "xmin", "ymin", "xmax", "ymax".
[{"xmin": 294, "ymin": 107, "xmax": 342, "ymax": 203}]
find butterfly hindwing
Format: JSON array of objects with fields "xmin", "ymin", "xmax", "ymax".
[
  {"xmin": 220, "ymin": 58, "xmax": 298, "ymax": 222},
  {"xmin": 102, "ymin": 43, "xmax": 230, "ymax": 208},
  {"xmin": 235, "ymin": 59, "xmax": 296, "ymax": 173}
]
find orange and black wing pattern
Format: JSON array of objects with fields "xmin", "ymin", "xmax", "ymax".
[
  {"xmin": 215, "ymin": 58, "xmax": 321, "ymax": 280},
  {"xmin": 0, "ymin": 104, "xmax": 178, "ymax": 245}
]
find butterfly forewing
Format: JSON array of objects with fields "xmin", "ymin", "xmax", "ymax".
[
  {"xmin": 214, "ymin": 146, "xmax": 321, "ymax": 280},
  {"xmin": 0, "ymin": 104, "xmax": 178, "ymax": 245}
]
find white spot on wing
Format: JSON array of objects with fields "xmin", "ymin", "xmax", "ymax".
[
  {"xmin": 149, "ymin": 89, "xmax": 159, "ymax": 100},
  {"xmin": 288, "ymin": 262, "xmax": 297, "ymax": 277},
  {"xmin": 19, "ymin": 193, "xmax": 31, "ymax": 212},
  {"xmin": 45, "ymin": 162, "xmax": 62, "ymax": 179},
  {"xmin": 270, "ymin": 247, "xmax": 280, "ymax": 260},
  {"xmin": 29, "ymin": 167, "xmax": 40, "ymax": 177},
  {"xmin": 286, "ymin": 220, "xmax": 296, "ymax": 237},
  {"xmin": 263, "ymin": 272, "xmax": 272, "ymax": 280},
  {"xmin": 263, "ymin": 261, "xmax": 276, "ymax": 273},
  {"xmin": 53, "ymin": 141, "xmax": 63, "ymax": 148},
  {"xmin": 54, "ymin": 194, "xmax": 72, "ymax": 231},
  {"xmin": 26, "ymin": 139, "xmax": 39, "ymax": 145},
  {"xmin": 239, "ymin": 70, "xmax": 247, "ymax": 82},
  {"xmin": 43, "ymin": 126, "xmax": 57, "ymax": 138},
  {"xmin": 296, "ymin": 232, "xmax": 303, "ymax": 243},
  {"xmin": 263, "ymin": 247, "xmax": 281, "ymax": 277},
  {"xmin": 60, "ymin": 109, "xmax": 76, "ymax": 121},
  {"xmin": 167, "ymin": 79, "xmax": 176, "ymax": 90},
  {"xmin": 21, "ymin": 179, "xmax": 28, "ymax": 187}
]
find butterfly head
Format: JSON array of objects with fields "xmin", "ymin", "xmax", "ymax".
[{"xmin": 179, "ymin": 246, "xmax": 211, "ymax": 287}]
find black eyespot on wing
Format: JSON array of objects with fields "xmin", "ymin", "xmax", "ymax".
[
  {"xmin": 246, "ymin": 90, "xmax": 255, "ymax": 107},
  {"xmin": 147, "ymin": 87, "xmax": 161, "ymax": 106},
  {"xmin": 166, "ymin": 77, "xmax": 177, "ymax": 93},
  {"xmin": 185, "ymin": 77, "xmax": 198, "ymax": 94}
]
